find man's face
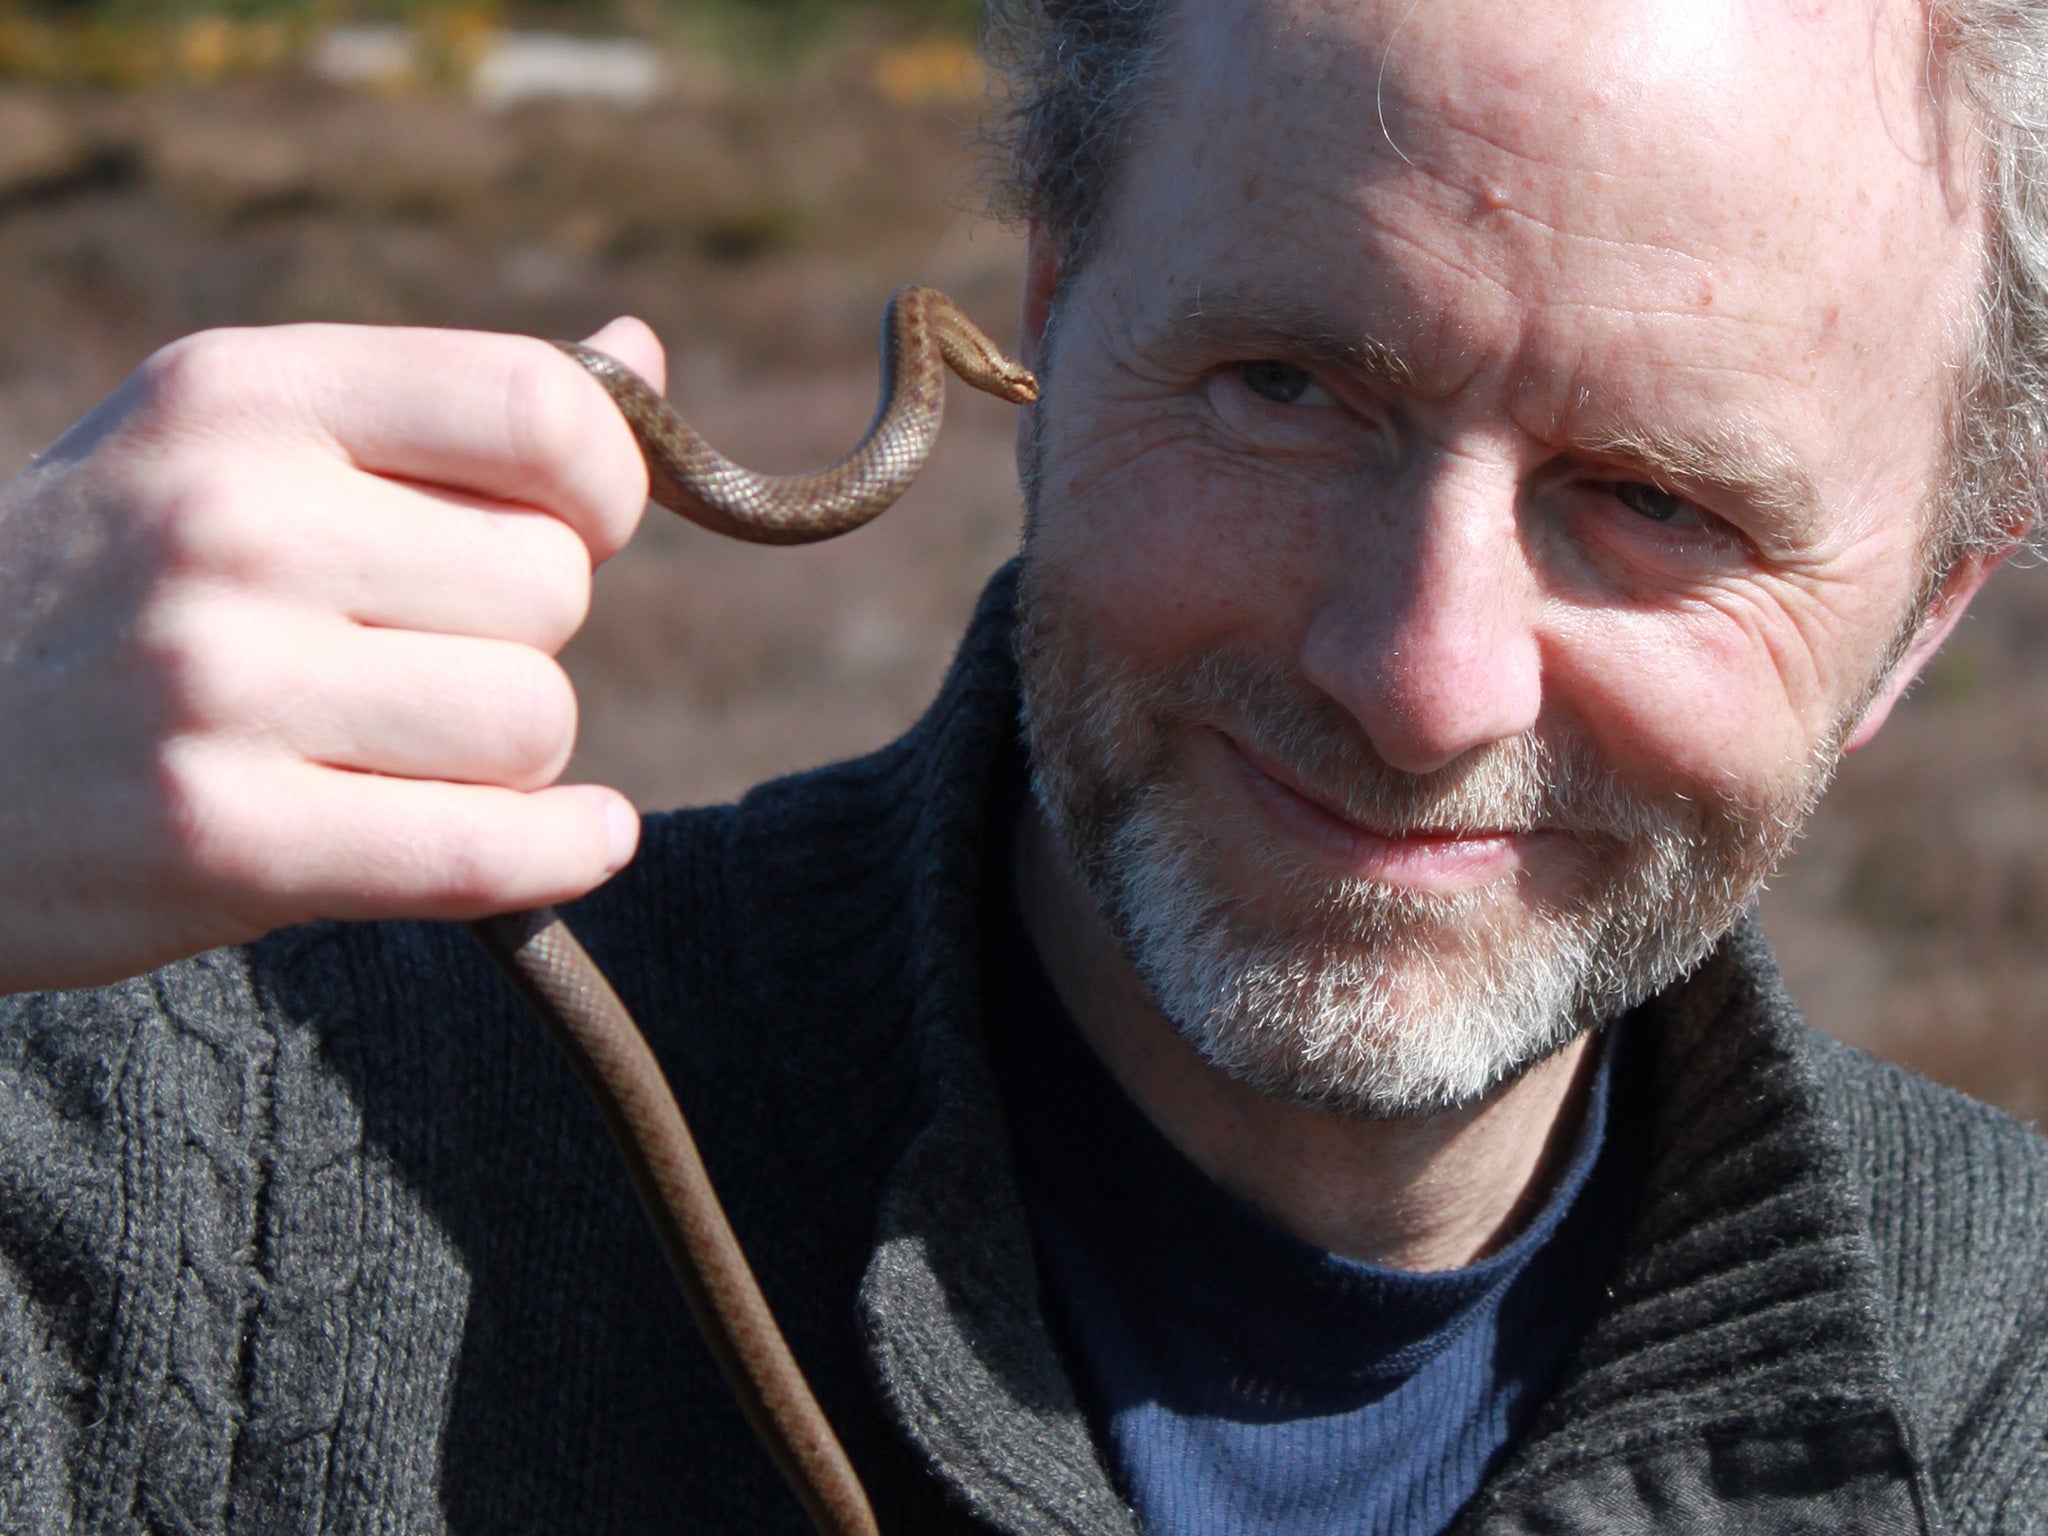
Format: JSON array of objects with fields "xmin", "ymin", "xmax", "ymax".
[{"xmin": 1015, "ymin": 0, "xmax": 1989, "ymax": 1115}]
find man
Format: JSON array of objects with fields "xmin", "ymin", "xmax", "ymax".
[{"xmin": 0, "ymin": 0, "xmax": 2042, "ymax": 1530}]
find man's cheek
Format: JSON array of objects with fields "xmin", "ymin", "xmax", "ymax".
[
  {"xmin": 1089, "ymin": 466, "xmax": 1359, "ymax": 638},
  {"xmin": 1547, "ymin": 605, "xmax": 1823, "ymax": 812},
  {"xmin": 1036, "ymin": 449, "xmax": 1322, "ymax": 651}
]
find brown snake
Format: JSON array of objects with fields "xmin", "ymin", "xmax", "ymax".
[{"xmin": 468, "ymin": 286, "xmax": 1038, "ymax": 1536}]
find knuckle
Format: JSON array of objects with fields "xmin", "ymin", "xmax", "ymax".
[
  {"xmin": 499, "ymin": 344, "xmax": 603, "ymax": 514},
  {"xmin": 142, "ymin": 594, "xmax": 294, "ymax": 740},
  {"xmin": 147, "ymin": 467, "xmax": 280, "ymax": 579},
  {"xmin": 487, "ymin": 649, "xmax": 578, "ymax": 783},
  {"xmin": 521, "ymin": 521, "xmax": 594, "ymax": 646},
  {"xmin": 136, "ymin": 329, "xmax": 270, "ymax": 430},
  {"xmin": 156, "ymin": 649, "xmax": 228, "ymax": 740},
  {"xmin": 134, "ymin": 598, "xmax": 219, "ymax": 727},
  {"xmin": 151, "ymin": 740, "xmax": 254, "ymax": 887}
]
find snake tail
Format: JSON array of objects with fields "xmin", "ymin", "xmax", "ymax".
[{"xmin": 470, "ymin": 909, "xmax": 882, "ymax": 1536}]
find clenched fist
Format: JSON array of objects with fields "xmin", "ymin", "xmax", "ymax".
[{"xmin": 0, "ymin": 318, "xmax": 665, "ymax": 994}]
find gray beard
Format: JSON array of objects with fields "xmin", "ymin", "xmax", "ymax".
[{"xmin": 1014, "ymin": 568, "xmax": 1835, "ymax": 1119}]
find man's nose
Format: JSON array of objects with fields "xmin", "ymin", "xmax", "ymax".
[{"xmin": 1298, "ymin": 458, "xmax": 1543, "ymax": 775}]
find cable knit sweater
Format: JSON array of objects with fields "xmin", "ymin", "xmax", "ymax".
[{"xmin": 1, "ymin": 565, "xmax": 2045, "ymax": 1534}]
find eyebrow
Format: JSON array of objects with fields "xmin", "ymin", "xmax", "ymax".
[
  {"xmin": 1133, "ymin": 294, "xmax": 1422, "ymax": 390},
  {"xmin": 1573, "ymin": 420, "xmax": 1819, "ymax": 534}
]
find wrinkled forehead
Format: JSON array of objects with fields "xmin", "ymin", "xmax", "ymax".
[{"xmin": 1117, "ymin": 0, "xmax": 1980, "ymax": 316}]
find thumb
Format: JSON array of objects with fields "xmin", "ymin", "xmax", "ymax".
[{"xmin": 580, "ymin": 315, "xmax": 668, "ymax": 398}]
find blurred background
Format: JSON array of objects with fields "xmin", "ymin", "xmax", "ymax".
[{"xmin": 2, "ymin": 0, "xmax": 2043, "ymax": 1121}]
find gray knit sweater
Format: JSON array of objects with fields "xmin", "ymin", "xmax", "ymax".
[{"xmin": 2, "ymin": 566, "xmax": 2045, "ymax": 1535}]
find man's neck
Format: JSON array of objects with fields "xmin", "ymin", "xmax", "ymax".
[{"xmin": 1012, "ymin": 799, "xmax": 1600, "ymax": 1272}]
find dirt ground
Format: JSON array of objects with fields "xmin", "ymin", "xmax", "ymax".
[{"xmin": 4, "ymin": 52, "xmax": 2044, "ymax": 1121}]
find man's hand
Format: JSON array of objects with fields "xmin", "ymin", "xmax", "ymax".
[{"xmin": 0, "ymin": 319, "xmax": 663, "ymax": 995}]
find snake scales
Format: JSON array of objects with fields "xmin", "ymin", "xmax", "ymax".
[{"xmin": 469, "ymin": 286, "xmax": 1039, "ymax": 1536}]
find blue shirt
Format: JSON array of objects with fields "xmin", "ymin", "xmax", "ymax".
[{"xmin": 983, "ymin": 865, "xmax": 1645, "ymax": 1536}]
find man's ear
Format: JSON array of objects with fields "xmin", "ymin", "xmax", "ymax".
[
  {"xmin": 1843, "ymin": 546, "xmax": 2009, "ymax": 752},
  {"xmin": 1016, "ymin": 223, "xmax": 1063, "ymax": 477},
  {"xmin": 1020, "ymin": 222, "xmax": 1062, "ymax": 372}
]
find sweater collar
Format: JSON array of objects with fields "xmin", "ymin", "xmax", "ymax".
[{"xmin": 856, "ymin": 565, "xmax": 1939, "ymax": 1536}]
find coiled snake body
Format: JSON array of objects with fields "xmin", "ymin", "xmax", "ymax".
[{"xmin": 469, "ymin": 287, "xmax": 1038, "ymax": 1536}]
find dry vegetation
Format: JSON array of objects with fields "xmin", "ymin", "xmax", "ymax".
[{"xmin": 1, "ymin": 39, "xmax": 2042, "ymax": 1120}]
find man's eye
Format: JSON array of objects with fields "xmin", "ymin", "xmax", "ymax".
[
  {"xmin": 1238, "ymin": 361, "xmax": 1320, "ymax": 405},
  {"xmin": 1611, "ymin": 481, "xmax": 1692, "ymax": 524}
]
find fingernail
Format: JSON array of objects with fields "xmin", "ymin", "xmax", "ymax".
[{"xmin": 603, "ymin": 796, "xmax": 640, "ymax": 872}]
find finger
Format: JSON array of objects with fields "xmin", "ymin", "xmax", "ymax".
[
  {"xmin": 185, "ymin": 753, "xmax": 642, "ymax": 921},
  {"xmin": 134, "ymin": 324, "xmax": 655, "ymax": 561},
  {"xmin": 166, "ymin": 449, "xmax": 596, "ymax": 651},
  {"xmin": 173, "ymin": 603, "xmax": 582, "ymax": 790}
]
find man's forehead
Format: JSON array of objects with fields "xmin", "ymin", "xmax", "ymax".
[{"xmin": 1154, "ymin": 0, "xmax": 1966, "ymax": 237}]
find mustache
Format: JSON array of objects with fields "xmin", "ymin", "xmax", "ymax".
[{"xmin": 1095, "ymin": 650, "xmax": 1707, "ymax": 847}]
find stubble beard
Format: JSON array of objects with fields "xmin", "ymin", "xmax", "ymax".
[{"xmin": 1013, "ymin": 559, "xmax": 1839, "ymax": 1121}]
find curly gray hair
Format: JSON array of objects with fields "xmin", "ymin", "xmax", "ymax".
[
  {"xmin": 983, "ymin": 0, "xmax": 2048, "ymax": 580},
  {"xmin": 1934, "ymin": 1, "xmax": 2048, "ymax": 575}
]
